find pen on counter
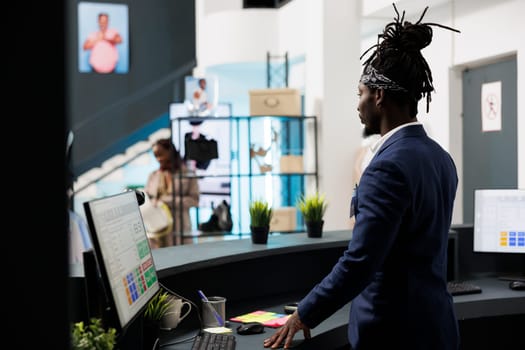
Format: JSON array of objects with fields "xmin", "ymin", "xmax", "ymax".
[{"xmin": 197, "ymin": 290, "xmax": 225, "ymax": 327}]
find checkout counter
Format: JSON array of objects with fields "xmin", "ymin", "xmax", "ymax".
[{"xmin": 149, "ymin": 230, "xmax": 525, "ymax": 349}]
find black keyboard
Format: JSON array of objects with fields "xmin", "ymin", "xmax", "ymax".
[
  {"xmin": 447, "ymin": 281, "xmax": 482, "ymax": 296},
  {"xmin": 191, "ymin": 332, "xmax": 236, "ymax": 350}
]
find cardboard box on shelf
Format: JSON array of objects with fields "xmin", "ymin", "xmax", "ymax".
[
  {"xmin": 249, "ymin": 88, "xmax": 301, "ymax": 116},
  {"xmin": 270, "ymin": 207, "xmax": 297, "ymax": 232},
  {"xmin": 279, "ymin": 155, "xmax": 304, "ymax": 173}
]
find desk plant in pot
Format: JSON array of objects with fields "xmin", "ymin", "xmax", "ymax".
[
  {"xmin": 297, "ymin": 192, "xmax": 328, "ymax": 238},
  {"xmin": 249, "ymin": 199, "xmax": 273, "ymax": 244},
  {"xmin": 143, "ymin": 290, "xmax": 173, "ymax": 350}
]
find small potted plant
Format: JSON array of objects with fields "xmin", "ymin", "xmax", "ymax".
[
  {"xmin": 249, "ymin": 199, "xmax": 273, "ymax": 244},
  {"xmin": 71, "ymin": 317, "xmax": 117, "ymax": 350},
  {"xmin": 143, "ymin": 290, "xmax": 173, "ymax": 350},
  {"xmin": 144, "ymin": 290, "xmax": 173, "ymax": 324},
  {"xmin": 297, "ymin": 192, "xmax": 328, "ymax": 238}
]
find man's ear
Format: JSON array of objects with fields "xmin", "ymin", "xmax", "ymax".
[{"xmin": 375, "ymin": 88, "xmax": 385, "ymax": 107}]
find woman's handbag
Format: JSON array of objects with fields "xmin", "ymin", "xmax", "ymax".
[{"xmin": 140, "ymin": 199, "xmax": 173, "ymax": 236}]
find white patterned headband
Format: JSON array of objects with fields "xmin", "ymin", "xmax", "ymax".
[{"xmin": 359, "ymin": 65, "xmax": 408, "ymax": 93}]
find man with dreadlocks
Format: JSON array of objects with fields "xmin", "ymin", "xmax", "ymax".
[{"xmin": 264, "ymin": 5, "xmax": 460, "ymax": 350}]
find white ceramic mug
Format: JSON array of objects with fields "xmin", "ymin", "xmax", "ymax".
[{"xmin": 160, "ymin": 298, "xmax": 192, "ymax": 330}]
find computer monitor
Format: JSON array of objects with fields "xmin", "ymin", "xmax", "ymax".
[
  {"xmin": 83, "ymin": 190, "xmax": 160, "ymax": 332},
  {"xmin": 473, "ymin": 189, "xmax": 525, "ymax": 254}
]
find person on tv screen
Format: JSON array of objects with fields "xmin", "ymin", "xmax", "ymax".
[
  {"xmin": 263, "ymin": 5, "xmax": 461, "ymax": 350},
  {"xmin": 144, "ymin": 138, "xmax": 200, "ymax": 247},
  {"xmin": 82, "ymin": 12, "xmax": 123, "ymax": 74}
]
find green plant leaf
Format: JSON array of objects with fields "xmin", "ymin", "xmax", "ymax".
[
  {"xmin": 71, "ymin": 317, "xmax": 117, "ymax": 350},
  {"xmin": 249, "ymin": 199, "xmax": 273, "ymax": 227},
  {"xmin": 296, "ymin": 192, "xmax": 328, "ymax": 222},
  {"xmin": 144, "ymin": 290, "xmax": 173, "ymax": 323}
]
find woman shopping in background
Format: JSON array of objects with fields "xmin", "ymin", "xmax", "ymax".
[{"xmin": 145, "ymin": 138, "xmax": 200, "ymax": 247}]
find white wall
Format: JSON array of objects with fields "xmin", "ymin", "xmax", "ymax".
[
  {"xmin": 276, "ymin": 0, "xmax": 307, "ymax": 60},
  {"xmin": 318, "ymin": 0, "xmax": 362, "ymax": 230},
  {"xmin": 196, "ymin": 1, "xmax": 279, "ymax": 70},
  {"xmin": 194, "ymin": 0, "xmax": 525, "ymax": 228}
]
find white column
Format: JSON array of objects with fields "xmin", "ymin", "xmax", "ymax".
[{"xmin": 315, "ymin": 0, "xmax": 363, "ymax": 231}]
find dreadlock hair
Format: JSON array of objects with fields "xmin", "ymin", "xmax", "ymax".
[{"xmin": 360, "ymin": 4, "xmax": 460, "ymax": 117}]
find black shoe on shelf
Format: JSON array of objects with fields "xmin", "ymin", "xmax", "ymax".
[
  {"xmin": 215, "ymin": 200, "xmax": 233, "ymax": 232},
  {"xmin": 198, "ymin": 200, "xmax": 233, "ymax": 233},
  {"xmin": 198, "ymin": 213, "xmax": 221, "ymax": 232}
]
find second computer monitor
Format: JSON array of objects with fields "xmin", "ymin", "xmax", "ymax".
[{"xmin": 473, "ymin": 188, "xmax": 525, "ymax": 254}]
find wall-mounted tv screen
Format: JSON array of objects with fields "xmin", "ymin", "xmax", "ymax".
[
  {"xmin": 83, "ymin": 190, "xmax": 160, "ymax": 331},
  {"xmin": 78, "ymin": 2, "xmax": 129, "ymax": 74}
]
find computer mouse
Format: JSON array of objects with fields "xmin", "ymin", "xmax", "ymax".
[
  {"xmin": 236, "ymin": 322, "xmax": 265, "ymax": 335},
  {"xmin": 509, "ymin": 280, "xmax": 525, "ymax": 291}
]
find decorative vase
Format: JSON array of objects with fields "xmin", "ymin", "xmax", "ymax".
[
  {"xmin": 305, "ymin": 220, "xmax": 324, "ymax": 238},
  {"xmin": 250, "ymin": 225, "xmax": 270, "ymax": 244}
]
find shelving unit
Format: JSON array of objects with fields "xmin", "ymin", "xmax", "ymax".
[{"xmin": 171, "ymin": 115, "xmax": 318, "ymax": 243}]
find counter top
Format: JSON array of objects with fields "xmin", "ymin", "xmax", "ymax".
[{"xmin": 152, "ymin": 230, "xmax": 353, "ymax": 278}]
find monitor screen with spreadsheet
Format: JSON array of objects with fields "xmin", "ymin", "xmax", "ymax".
[
  {"xmin": 473, "ymin": 189, "xmax": 525, "ymax": 254},
  {"xmin": 83, "ymin": 190, "xmax": 160, "ymax": 331}
]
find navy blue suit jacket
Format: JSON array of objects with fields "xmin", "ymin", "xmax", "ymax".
[{"xmin": 298, "ymin": 125, "xmax": 459, "ymax": 349}]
